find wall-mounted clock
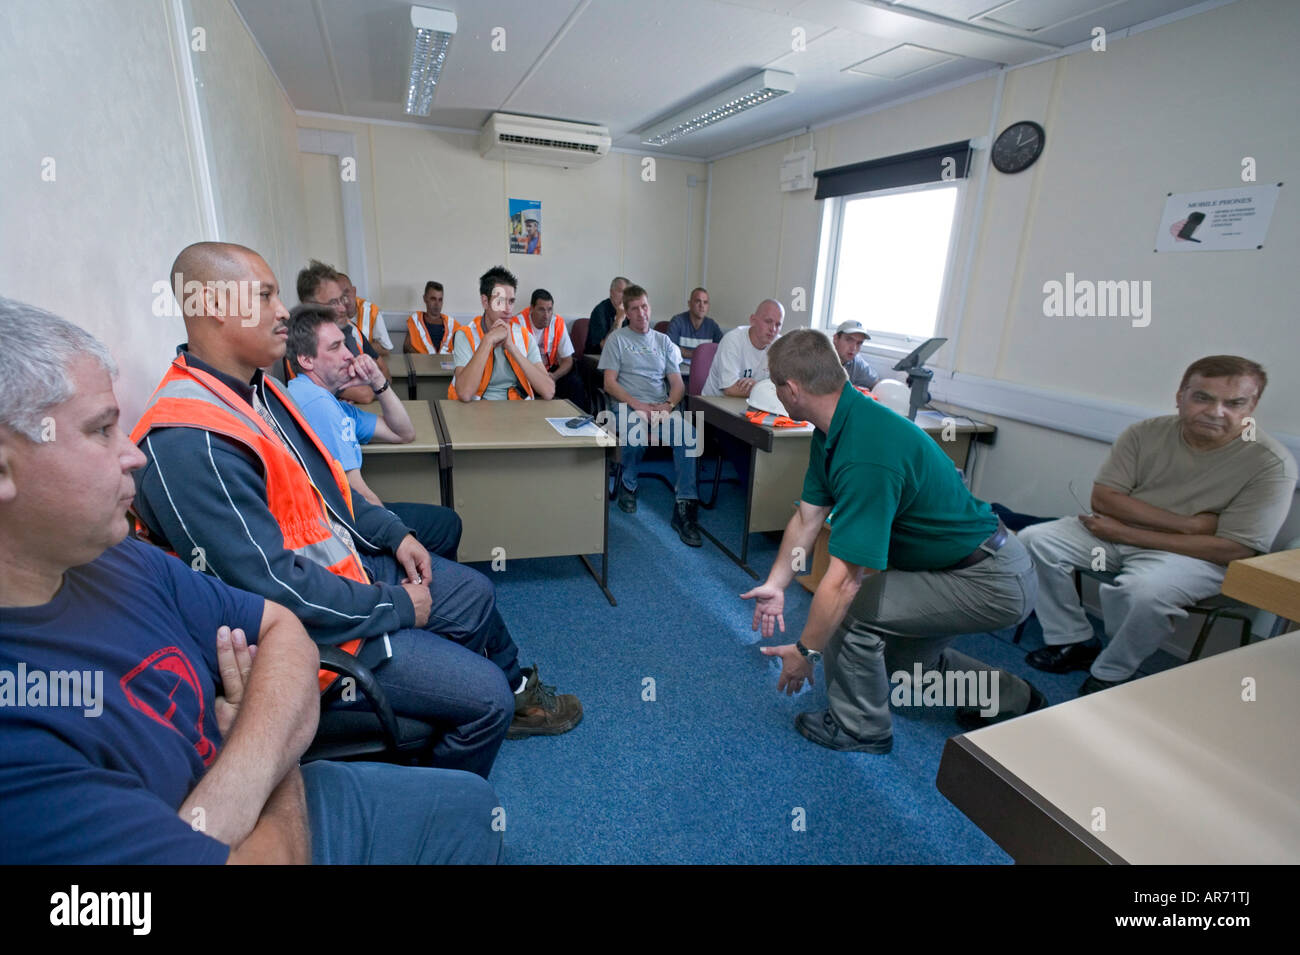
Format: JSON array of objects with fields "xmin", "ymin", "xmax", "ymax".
[{"xmin": 991, "ymin": 121, "xmax": 1045, "ymax": 174}]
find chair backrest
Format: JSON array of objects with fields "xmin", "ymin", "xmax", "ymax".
[
  {"xmin": 570, "ymin": 317, "xmax": 589, "ymax": 356},
  {"xmin": 689, "ymin": 342, "xmax": 718, "ymax": 396},
  {"xmin": 654, "ymin": 320, "xmax": 669, "ymax": 334}
]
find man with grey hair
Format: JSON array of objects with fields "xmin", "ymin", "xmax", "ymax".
[
  {"xmin": 0, "ymin": 297, "xmax": 502, "ymax": 863},
  {"xmin": 702, "ymin": 299, "xmax": 785, "ymax": 397},
  {"xmin": 740, "ymin": 328, "xmax": 1045, "ymax": 752}
]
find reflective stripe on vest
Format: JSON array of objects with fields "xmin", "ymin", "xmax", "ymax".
[
  {"xmin": 406, "ymin": 312, "xmax": 443, "ymax": 354},
  {"xmin": 743, "ymin": 409, "xmax": 807, "ymax": 428},
  {"xmin": 516, "ymin": 308, "xmax": 565, "ymax": 369},
  {"xmin": 130, "ymin": 355, "xmax": 367, "ymax": 691},
  {"xmin": 353, "ymin": 299, "xmax": 379, "ymax": 342},
  {"xmin": 438, "ymin": 319, "xmax": 460, "ymax": 354},
  {"xmin": 445, "ymin": 317, "xmax": 535, "ymax": 400}
]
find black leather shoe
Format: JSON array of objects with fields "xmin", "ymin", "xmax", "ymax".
[
  {"xmin": 616, "ymin": 482, "xmax": 637, "ymax": 514},
  {"xmin": 1025, "ymin": 640, "xmax": 1100, "ymax": 674},
  {"xmin": 670, "ymin": 499, "xmax": 702, "ymax": 547},
  {"xmin": 1079, "ymin": 674, "xmax": 1123, "ymax": 695},
  {"xmin": 795, "ymin": 710, "xmax": 892, "ymax": 753},
  {"xmin": 955, "ymin": 683, "xmax": 1047, "ymax": 732}
]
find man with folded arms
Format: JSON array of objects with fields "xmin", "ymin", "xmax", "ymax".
[
  {"xmin": 0, "ymin": 297, "xmax": 501, "ymax": 863},
  {"xmin": 1019, "ymin": 355, "xmax": 1296, "ymax": 694},
  {"xmin": 742, "ymin": 330, "xmax": 1044, "ymax": 752}
]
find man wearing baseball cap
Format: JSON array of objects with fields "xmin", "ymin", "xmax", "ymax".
[{"xmin": 833, "ymin": 321, "xmax": 879, "ymax": 390}]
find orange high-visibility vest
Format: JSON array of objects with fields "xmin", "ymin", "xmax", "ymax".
[
  {"xmin": 515, "ymin": 308, "xmax": 567, "ymax": 370},
  {"xmin": 446, "ymin": 316, "xmax": 536, "ymax": 401},
  {"xmin": 744, "ymin": 409, "xmax": 808, "ymax": 428},
  {"xmin": 353, "ymin": 298, "xmax": 381, "ymax": 343},
  {"xmin": 405, "ymin": 311, "xmax": 449, "ymax": 354},
  {"xmin": 130, "ymin": 354, "xmax": 368, "ymax": 692}
]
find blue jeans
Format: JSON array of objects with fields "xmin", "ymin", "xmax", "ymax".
[
  {"xmin": 345, "ymin": 552, "xmax": 522, "ymax": 779},
  {"xmin": 616, "ymin": 404, "xmax": 698, "ymax": 501},
  {"xmin": 302, "ymin": 760, "xmax": 504, "ymax": 864},
  {"xmin": 384, "ymin": 501, "xmax": 461, "ymax": 561}
]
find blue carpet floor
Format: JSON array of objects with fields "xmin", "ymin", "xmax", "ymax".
[{"xmin": 468, "ymin": 459, "xmax": 1181, "ymax": 864}]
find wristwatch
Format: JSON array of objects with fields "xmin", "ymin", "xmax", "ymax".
[
  {"xmin": 372, "ymin": 380, "xmax": 390, "ymax": 396},
  {"xmin": 795, "ymin": 640, "xmax": 822, "ymax": 664}
]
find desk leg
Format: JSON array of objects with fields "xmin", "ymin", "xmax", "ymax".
[
  {"xmin": 577, "ymin": 445, "xmax": 617, "ymax": 606},
  {"xmin": 697, "ymin": 445, "xmax": 760, "ymax": 579}
]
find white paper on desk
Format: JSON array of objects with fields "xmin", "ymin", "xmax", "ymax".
[
  {"xmin": 778, "ymin": 422, "xmax": 815, "ymax": 432},
  {"xmin": 440, "ymin": 361, "xmax": 455, "ymax": 370},
  {"xmin": 545, "ymin": 417, "xmax": 602, "ymax": 437}
]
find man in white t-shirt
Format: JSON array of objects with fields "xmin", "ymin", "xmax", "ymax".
[{"xmin": 702, "ymin": 299, "xmax": 785, "ymax": 397}]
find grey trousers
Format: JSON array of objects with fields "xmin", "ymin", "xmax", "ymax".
[
  {"xmin": 824, "ymin": 533, "xmax": 1038, "ymax": 739},
  {"xmin": 1018, "ymin": 517, "xmax": 1226, "ymax": 682}
]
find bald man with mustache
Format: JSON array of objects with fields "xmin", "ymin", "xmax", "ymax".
[{"xmin": 131, "ymin": 243, "xmax": 583, "ymax": 780}]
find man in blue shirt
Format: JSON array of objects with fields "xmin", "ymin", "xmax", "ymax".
[
  {"xmin": 285, "ymin": 304, "xmax": 461, "ymax": 562},
  {"xmin": 666, "ymin": 287, "xmax": 723, "ymax": 359},
  {"xmin": 0, "ymin": 296, "xmax": 502, "ymax": 864}
]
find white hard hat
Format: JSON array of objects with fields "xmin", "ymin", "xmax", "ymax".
[
  {"xmin": 748, "ymin": 378, "xmax": 789, "ymax": 417},
  {"xmin": 871, "ymin": 378, "xmax": 911, "ymax": 416}
]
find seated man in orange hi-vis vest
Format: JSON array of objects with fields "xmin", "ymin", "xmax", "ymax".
[
  {"xmin": 131, "ymin": 243, "xmax": 584, "ymax": 782},
  {"xmin": 405, "ymin": 280, "xmax": 458, "ymax": 355},
  {"xmin": 295, "ymin": 260, "xmax": 389, "ymax": 404},
  {"xmin": 449, "ymin": 266, "xmax": 556, "ymax": 401},
  {"xmin": 338, "ymin": 271, "xmax": 392, "ymax": 357},
  {"xmin": 516, "ymin": 287, "xmax": 588, "ymax": 412}
]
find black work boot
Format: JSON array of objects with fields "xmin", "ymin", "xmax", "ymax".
[{"xmin": 671, "ymin": 499, "xmax": 702, "ymax": 547}]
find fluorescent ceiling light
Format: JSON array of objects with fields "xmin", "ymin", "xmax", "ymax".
[
  {"xmin": 405, "ymin": 5, "xmax": 457, "ymax": 116},
  {"xmin": 640, "ymin": 70, "xmax": 796, "ymax": 147}
]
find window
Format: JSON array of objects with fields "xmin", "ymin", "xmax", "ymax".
[{"xmin": 818, "ymin": 180, "xmax": 962, "ymax": 344}]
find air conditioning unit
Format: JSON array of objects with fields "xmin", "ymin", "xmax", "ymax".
[{"xmin": 479, "ymin": 113, "xmax": 611, "ymax": 168}]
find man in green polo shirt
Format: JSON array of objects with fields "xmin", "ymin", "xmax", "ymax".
[{"xmin": 741, "ymin": 330, "xmax": 1045, "ymax": 752}]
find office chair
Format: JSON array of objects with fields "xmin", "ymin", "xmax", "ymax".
[{"xmin": 303, "ymin": 647, "xmax": 438, "ymax": 765}]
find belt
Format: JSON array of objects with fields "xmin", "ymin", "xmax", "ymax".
[{"xmin": 947, "ymin": 521, "xmax": 1009, "ymax": 571}]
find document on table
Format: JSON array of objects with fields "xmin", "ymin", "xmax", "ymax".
[
  {"xmin": 545, "ymin": 417, "xmax": 602, "ymax": 437},
  {"xmin": 441, "ymin": 361, "xmax": 455, "ymax": 370}
]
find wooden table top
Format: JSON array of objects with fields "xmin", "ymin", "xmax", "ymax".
[
  {"xmin": 438, "ymin": 399, "xmax": 602, "ymax": 450},
  {"xmin": 355, "ymin": 400, "xmax": 440, "ymax": 453},
  {"xmin": 947, "ymin": 631, "xmax": 1300, "ymax": 863},
  {"xmin": 406, "ymin": 354, "xmax": 457, "ymax": 377},
  {"xmin": 1222, "ymin": 548, "xmax": 1300, "ymax": 621}
]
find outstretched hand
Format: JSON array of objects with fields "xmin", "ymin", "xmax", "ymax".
[{"xmin": 741, "ymin": 582, "xmax": 785, "ymax": 639}]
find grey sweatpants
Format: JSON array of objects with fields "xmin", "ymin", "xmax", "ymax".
[
  {"xmin": 825, "ymin": 533, "xmax": 1038, "ymax": 739},
  {"xmin": 1018, "ymin": 517, "xmax": 1226, "ymax": 682}
]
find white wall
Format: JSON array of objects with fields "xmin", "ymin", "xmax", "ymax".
[
  {"xmin": 294, "ymin": 116, "xmax": 709, "ymax": 331},
  {"xmin": 0, "ymin": 0, "xmax": 308, "ymax": 428},
  {"xmin": 0, "ymin": 0, "xmax": 200, "ymax": 429},
  {"xmin": 704, "ymin": 0, "xmax": 1300, "ymax": 647},
  {"xmin": 706, "ymin": 0, "xmax": 1298, "ymax": 523}
]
